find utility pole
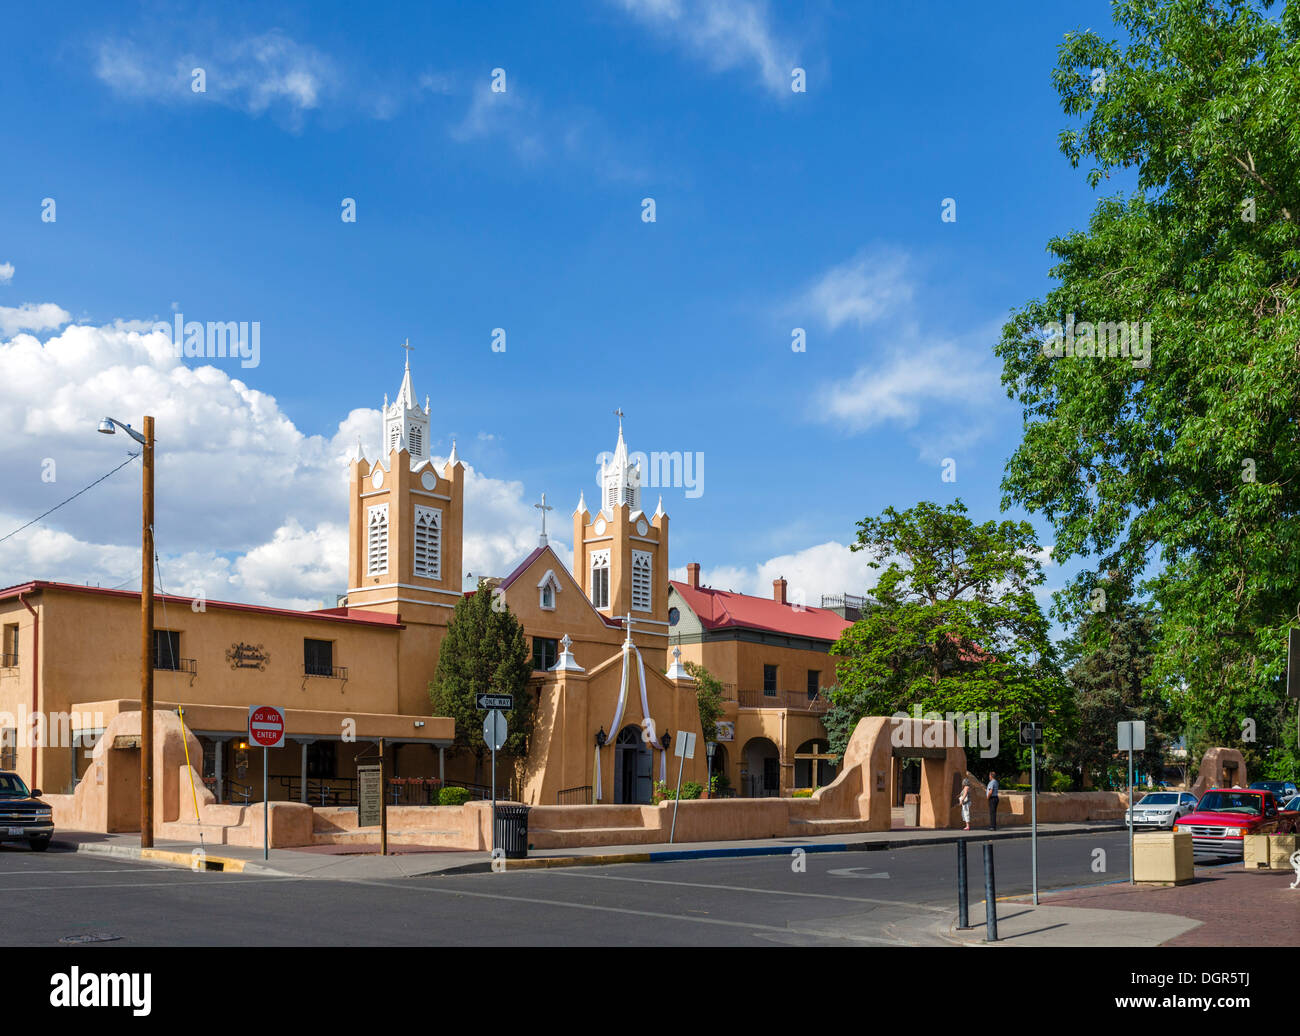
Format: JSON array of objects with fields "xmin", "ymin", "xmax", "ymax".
[{"xmin": 140, "ymin": 416, "xmax": 155, "ymax": 849}]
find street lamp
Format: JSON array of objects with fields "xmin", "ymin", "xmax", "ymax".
[
  {"xmin": 706, "ymin": 740, "xmax": 717, "ymax": 798},
  {"xmin": 98, "ymin": 415, "xmax": 155, "ymax": 849}
]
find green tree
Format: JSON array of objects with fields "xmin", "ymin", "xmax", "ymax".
[
  {"xmin": 1054, "ymin": 585, "xmax": 1175, "ymax": 790},
  {"xmin": 429, "ymin": 581, "xmax": 534, "ymax": 786},
  {"xmin": 827, "ymin": 500, "xmax": 1068, "ymax": 777},
  {"xmin": 683, "ymin": 660, "xmax": 724, "ymax": 742},
  {"xmin": 995, "ymin": 0, "xmax": 1300, "ymax": 776}
]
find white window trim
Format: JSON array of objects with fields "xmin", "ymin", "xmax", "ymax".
[
  {"xmin": 367, "ymin": 503, "xmax": 389, "ymax": 576},
  {"xmin": 631, "ymin": 549, "xmax": 652, "ymax": 612},
  {"xmin": 413, "ymin": 505, "xmax": 442, "ymax": 580},
  {"xmin": 537, "ymin": 569, "xmax": 562, "ymax": 611}
]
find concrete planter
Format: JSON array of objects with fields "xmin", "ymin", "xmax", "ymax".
[
  {"xmin": 1243, "ymin": 834, "xmax": 1272, "ymax": 870},
  {"xmin": 1134, "ymin": 831, "xmax": 1194, "ymax": 885}
]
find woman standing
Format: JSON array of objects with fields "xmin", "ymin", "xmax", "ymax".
[{"xmin": 959, "ymin": 777, "xmax": 971, "ymax": 831}]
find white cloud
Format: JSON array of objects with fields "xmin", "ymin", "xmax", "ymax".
[
  {"xmin": 671, "ymin": 540, "xmax": 877, "ymax": 604},
  {"xmin": 0, "ymin": 312, "xmax": 565, "ymax": 609},
  {"xmin": 0, "ymin": 263, "xmax": 14, "ymax": 284},
  {"xmin": 799, "ymin": 250, "xmax": 912, "ymax": 331},
  {"xmin": 612, "ymin": 0, "xmax": 800, "ymax": 97},
  {"xmin": 0, "ymin": 303, "xmax": 70, "ymax": 337},
  {"xmin": 94, "ymin": 30, "xmax": 340, "ymax": 125}
]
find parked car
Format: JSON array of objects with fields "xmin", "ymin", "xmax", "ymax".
[
  {"xmin": 1173, "ymin": 788, "xmax": 1289, "ymax": 856},
  {"xmin": 1125, "ymin": 791, "xmax": 1199, "ymax": 829},
  {"xmin": 1248, "ymin": 780, "xmax": 1298, "ymax": 802},
  {"xmin": 0, "ymin": 771, "xmax": 53, "ymax": 851}
]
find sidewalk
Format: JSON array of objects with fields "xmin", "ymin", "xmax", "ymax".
[
  {"xmin": 58, "ymin": 820, "xmax": 1125, "ymax": 881},
  {"xmin": 943, "ymin": 866, "xmax": 1300, "ymax": 947}
]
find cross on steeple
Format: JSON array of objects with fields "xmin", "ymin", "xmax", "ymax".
[
  {"xmin": 401, "ymin": 338, "xmax": 414, "ymax": 366},
  {"xmin": 613, "ymin": 407, "xmax": 624, "ymax": 431},
  {"xmin": 618, "ymin": 612, "xmax": 640, "ymax": 646},
  {"xmin": 534, "ymin": 492, "xmax": 554, "ymax": 544}
]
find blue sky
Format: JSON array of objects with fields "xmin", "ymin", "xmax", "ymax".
[{"xmin": 0, "ymin": 0, "xmax": 1119, "ymax": 616}]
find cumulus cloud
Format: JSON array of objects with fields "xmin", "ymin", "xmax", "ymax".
[
  {"xmin": 0, "ymin": 313, "xmax": 566, "ymax": 609},
  {"xmin": 611, "ymin": 0, "xmax": 800, "ymax": 97},
  {"xmin": 0, "ymin": 303, "xmax": 70, "ymax": 337},
  {"xmin": 797, "ymin": 249, "xmax": 912, "ymax": 331},
  {"xmin": 672, "ymin": 540, "xmax": 878, "ymax": 606},
  {"xmin": 0, "ymin": 263, "xmax": 14, "ymax": 284}
]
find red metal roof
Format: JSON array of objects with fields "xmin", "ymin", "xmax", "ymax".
[
  {"xmin": 0, "ymin": 581, "xmax": 404, "ymax": 629},
  {"xmin": 669, "ymin": 581, "xmax": 852, "ymax": 641}
]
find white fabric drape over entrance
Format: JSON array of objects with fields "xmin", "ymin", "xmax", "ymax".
[{"xmin": 594, "ymin": 639, "xmax": 665, "ymax": 801}]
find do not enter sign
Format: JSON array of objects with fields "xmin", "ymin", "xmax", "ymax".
[{"xmin": 248, "ymin": 705, "xmax": 286, "ymax": 749}]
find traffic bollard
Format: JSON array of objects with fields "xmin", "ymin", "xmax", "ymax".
[
  {"xmin": 957, "ymin": 839, "xmax": 970, "ymax": 929},
  {"xmin": 983, "ymin": 841, "xmax": 998, "ymax": 942}
]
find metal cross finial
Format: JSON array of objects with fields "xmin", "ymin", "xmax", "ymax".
[
  {"xmin": 619, "ymin": 612, "xmax": 640, "ymax": 645},
  {"xmin": 401, "ymin": 338, "xmax": 414, "ymax": 366},
  {"xmin": 614, "ymin": 407, "xmax": 624, "ymax": 431},
  {"xmin": 534, "ymin": 492, "xmax": 553, "ymax": 537}
]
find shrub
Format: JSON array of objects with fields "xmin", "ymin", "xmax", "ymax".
[
  {"xmin": 1050, "ymin": 771, "xmax": 1074, "ymax": 793},
  {"xmin": 439, "ymin": 786, "xmax": 473, "ymax": 806},
  {"xmin": 792, "ymin": 789, "xmax": 815, "ymax": 798}
]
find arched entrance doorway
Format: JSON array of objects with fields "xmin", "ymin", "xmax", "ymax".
[
  {"xmin": 708, "ymin": 742, "xmax": 729, "ymax": 796},
  {"xmin": 614, "ymin": 725, "xmax": 652, "ymax": 804},
  {"xmin": 794, "ymin": 739, "xmax": 838, "ymax": 790},
  {"xmin": 741, "ymin": 737, "xmax": 780, "ymax": 797}
]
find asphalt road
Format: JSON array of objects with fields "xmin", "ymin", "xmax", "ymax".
[{"xmin": 0, "ymin": 832, "xmax": 1234, "ymax": 947}]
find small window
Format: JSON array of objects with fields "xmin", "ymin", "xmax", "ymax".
[
  {"xmin": 668, "ymin": 607, "xmax": 680, "ymax": 627},
  {"xmin": 590, "ymin": 550, "xmax": 610, "ymax": 610},
  {"xmin": 532, "ymin": 637, "xmax": 558, "ymax": 672},
  {"xmin": 807, "ymin": 670, "xmax": 820, "ymax": 699},
  {"xmin": 537, "ymin": 571, "xmax": 560, "ymax": 611},
  {"xmin": 0, "ymin": 728, "xmax": 15, "ymax": 771},
  {"xmin": 763, "ymin": 665, "xmax": 778, "ymax": 694},
  {"xmin": 304, "ymin": 638, "xmax": 334, "ymax": 677},
  {"xmin": 2, "ymin": 623, "xmax": 18, "ymax": 667},
  {"xmin": 541, "ymin": 584, "xmax": 555, "ymax": 609},
  {"xmin": 153, "ymin": 630, "xmax": 181, "ymax": 671}
]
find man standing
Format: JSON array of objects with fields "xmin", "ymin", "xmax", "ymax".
[{"xmin": 986, "ymin": 772, "xmax": 1000, "ymax": 830}]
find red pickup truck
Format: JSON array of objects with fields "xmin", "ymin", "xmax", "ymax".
[{"xmin": 1172, "ymin": 788, "xmax": 1294, "ymax": 856}]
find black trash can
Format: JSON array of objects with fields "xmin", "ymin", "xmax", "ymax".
[{"xmin": 493, "ymin": 804, "xmax": 530, "ymax": 859}]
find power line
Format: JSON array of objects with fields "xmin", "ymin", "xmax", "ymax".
[{"xmin": 0, "ymin": 452, "xmax": 140, "ymax": 546}]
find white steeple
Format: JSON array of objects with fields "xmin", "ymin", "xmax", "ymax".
[
  {"xmin": 382, "ymin": 340, "xmax": 430, "ymax": 465},
  {"xmin": 600, "ymin": 409, "xmax": 641, "ymax": 516}
]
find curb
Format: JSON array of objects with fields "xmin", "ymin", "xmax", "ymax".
[
  {"xmin": 435, "ymin": 823, "xmax": 1128, "ymax": 875},
  {"xmin": 68, "ymin": 840, "xmax": 295, "ymax": 876}
]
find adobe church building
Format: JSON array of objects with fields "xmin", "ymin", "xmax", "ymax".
[{"xmin": 0, "ymin": 356, "xmax": 848, "ymax": 815}]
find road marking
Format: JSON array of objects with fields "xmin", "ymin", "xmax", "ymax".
[
  {"xmin": 827, "ymin": 868, "xmax": 890, "ymax": 878},
  {"xmin": 0, "ymin": 867, "xmax": 173, "ymax": 876},
  {"xmin": 350, "ymin": 878, "xmax": 918, "ymax": 943},
  {"xmin": 528, "ymin": 870, "xmax": 948, "ymax": 912}
]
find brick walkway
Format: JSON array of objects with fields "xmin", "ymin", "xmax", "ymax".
[{"xmin": 1010, "ymin": 867, "xmax": 1300, "ymax": 946}]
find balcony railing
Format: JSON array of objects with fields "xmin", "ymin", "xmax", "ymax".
[
  {"xmin": 302, "ymin": 663, "xmax": 348, "ymax": 679},
  {"xmin": 154, "ymin": 656, "xmax": 197, "ymax": 675},
  {"xmin": 738, "ymin": 689, "xmax": 831, "ymax": 713},
  {"xmin": 557, "ymin": 785, "xmax": 593, "ymax": 805}
]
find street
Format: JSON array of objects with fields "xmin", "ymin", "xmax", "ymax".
[{"xmin": 0, "ymin": 832, "xmax": 1228, "ymax": 947}]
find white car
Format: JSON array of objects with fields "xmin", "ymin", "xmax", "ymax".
[{"xmin": 1125, "ymin": 791, "xmax": 1199, "ymax": 829}]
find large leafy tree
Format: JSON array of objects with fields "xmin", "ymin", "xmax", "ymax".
[
  {"xmin": 995, "ymin": 0, "xmax": 1300, "ymax": 771},
  {"xmin": 826, "ymin": 500, "xmax": 1067, "ymax": 777},
  {"xmin": 429, "ymin": 581, "xmax": 535, "ymax": 785},
  {"xmin": 683, "ymin": 660, "xmax": 725, "ymax": 743}
]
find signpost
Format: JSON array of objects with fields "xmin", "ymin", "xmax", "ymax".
[
  {"xmin": 247, "ymin": 705, "xmax": 285, "ymax": 861},
  {"xmin": 358, "ymin": 765, "xmax": 382, "ymax": 827},
  {"xmin": 476, "ymin": 693, "xmax": 514, "ymax": 711},
  {"xmin": 1288, "ymin": 629, "xmax": 1300, "ymax": 750},
  {"xmin": 668, "ymin": 730, "xmax": 696, "ymax": 844},
  {"xmin": 1118, "ymin": 720, "xmax": 1146, "ymax": 885},
  {"xmin": 1018, "ymin": 722, "xmax": 1044, "ymax": 904},
  {"xmin": 483, "ymin": 709, "xmax": 508, "ymax": 855}
]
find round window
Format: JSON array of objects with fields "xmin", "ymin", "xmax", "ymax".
[{"xmin": 668, "ymin": 607, "xmax": 680, "ymax": 626}]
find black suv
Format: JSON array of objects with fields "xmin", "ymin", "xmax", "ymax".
[{"xmin": 0, "ymin": 772, "xmax": 53, "ymax": 851}]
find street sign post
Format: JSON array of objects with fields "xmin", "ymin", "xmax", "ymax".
[
  {"xmin": 476, "ymin": 693, "xmax": 514, "ymax": 711},
  {"xmin": 668, "ymin": 731, "xmax": 697, "ymax": 844},
  {"xmin": 248, "ymin": 705, "xmax": 285, "ymax": 861},
  {"xmin": 483, "ymin": 709, "xmax": 508, "ymax": 855},
  {"xmin": 1019, "ymin": 721, "xmax": 1044, "ymax": 904},
  {"xmin": 1118, "ymin": 721, "xmax": 1146, "ymax": 884},
  {"xmin": 358, "ymin": 765, "xmax": 382, "ymax": 827}
]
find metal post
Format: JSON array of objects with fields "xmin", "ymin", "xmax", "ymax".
[
  {"xmin": 957, "ymin": 840, "xmax": 970, "ymax": 929},
  {"xmin": 1030, "ymin": 739, "xmax": 1039, "ymax": 905},
  {"xmin": 300, "ymin": 741, "xmax": 307, "ymax": 803},
  {"xmin": 379, "ymin": 737, "xmax": 387, "ymax": 857},
  {"xmin": 491, "ymin": 736, "xmax": 497, "ymax": 857},
  {"xmin": 140, "ymin": 415, "xmax": 155, "ymax": 849},
  {"xmin": 1128, "ymin": 745, "xmax": 1135, "ymax": 885},
  {"xmin": 983, "ymin": 841, "xmax": 998, "ymax": 942},
  {"xmin": 669, "ymin": 747, "xmax": 686, "ymax": 844},
  {"xmin": 215, "ymin": 738, "xmax": 223, "ymax": 804},
  {"xmin": 263, "ymin": 745, "xmax": 268, "ymax": 861}
]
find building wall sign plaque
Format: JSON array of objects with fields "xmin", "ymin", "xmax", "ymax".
[{"xmin": 226, "ymin": 643, "xmax": 270, "ymax": 671}]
